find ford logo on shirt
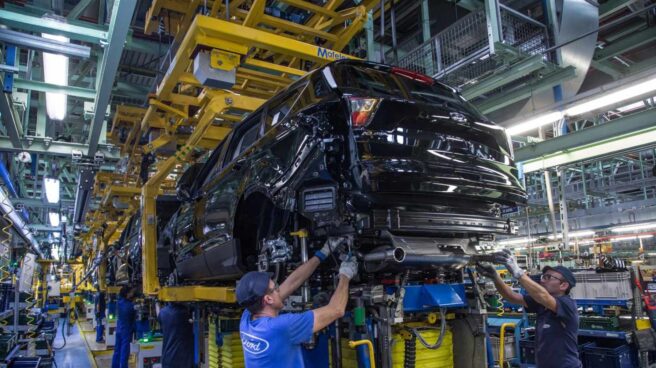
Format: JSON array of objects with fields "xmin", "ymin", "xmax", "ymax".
[
  {"xmin": 450, "ymin": 112, "xmax": 467, "ymax": 123},
  {"xmin": 241, "ymin": 332, "xmax": 270, "ymax": 354}
]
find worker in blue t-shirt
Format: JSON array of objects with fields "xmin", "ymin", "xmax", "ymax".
[
  {"xmin": 477, "ymin": 250, "xmax": 580, "ymax": 368},
  {"xmin": 236, "ymin": 240, "xmax": 356, "ymax": 368}
]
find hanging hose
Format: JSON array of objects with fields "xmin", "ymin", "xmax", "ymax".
[
  {"xmin": 495, "ymin": 292, "xmax": 505, "ymax": 317},
  {"xmin": 410, "ymin": 308, "xmax": 447, "ymax": 350},
  {"xmin": 52, "ymin": 318, "xmax": 67, "ymax": 350},
  {"xmin": 25, "ymin": 292, "xmax": 38, "ymax": 338},
  {"xmin": 1, "ymin": 196, "xmax": 14, "ymax": 283},
  {"xmin": 403, "ymin": 334, "xmax": 416, "ymax": 368}
]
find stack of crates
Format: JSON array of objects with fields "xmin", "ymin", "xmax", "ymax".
[
  {"xmin": 340, "ymin": 328, "xmax": 454, "ymax": 367},
  {"xmin": 520, "ymin": 338, "xmax": 594, "ymax": 365},
  {"xmin": 570, "ymin": 271, "xmax": 632, "ymax": 301},
  {"xmin": 581, "ymin": 341, "xmax": 637, "ymax": 368},
  {"xmin": 391, "ymin": 328, "xmax": 453, "ymax": 368},
  {"xmin": 489, "ymin": 335, "xmax": 515, "ymax": 364},
  {"xmin": 208, "ymin": 320, "xmax": 244, "ymax": 368}
]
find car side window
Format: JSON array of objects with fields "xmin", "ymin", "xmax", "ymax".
[
  {"xmin": 223, "ymin": 111, "xmax": 263, "ymax": 166},
  {"xmin": 201, "ymin": 138, "xmax": 229, "ymax": 187},
  {"xmin": 264, "ymin": 83, "xmax": 306, "ymax": 129}
]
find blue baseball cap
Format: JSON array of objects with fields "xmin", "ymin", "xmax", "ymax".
[
  {"xmin": 236, "ymin": 271, "xmax": 273, "ymax": 306},
  {"xmin": 542, "ymin": 265, "xmax": 576, "ymax": 288}
]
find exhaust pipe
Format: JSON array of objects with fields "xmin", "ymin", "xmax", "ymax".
[{"xmin": 363, "ymin": 244, "xmax": 471, "ymax": 268}]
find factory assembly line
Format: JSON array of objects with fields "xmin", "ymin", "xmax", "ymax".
[{"xmin": 1, "ymin": 1, "xmax": 655, "ymax": 368}]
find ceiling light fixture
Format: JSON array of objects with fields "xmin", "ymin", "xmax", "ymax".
[
  {"xmin": 565, "ymin": 76, "xmax": 656, "ymax": 116},
  {"xmin": 611, "ymin": 222, "xmax": 656, "ymax": 233},
  {"xmin": 506, "ymin": 111, "xmax": 564, "ymax": 136},
  {"xmin": 42, "ymin": 33, "xmax": 69, "ymax": 120},
  {"xmin": 43, "ymin": 177, "xmax": 60, "ymax": 204},
  {"xmin": 48, "ymin": 212, "xmax": 60, "ymax": 227},
  {"xmin": 506, "ymin": 75, "xmax": 656, "ymax": 136}
]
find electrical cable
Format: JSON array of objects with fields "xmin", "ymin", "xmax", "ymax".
[
  {"xmin": 403, "ymin": 334, "xmax": 416, "ymax": 368},
  {"xmin": 52, "ymin": 318, "xmax": 67, "ymax": 350},
  {"xmin": 410, "ymin": 308, "xmax": 447, "ymax": 350}
]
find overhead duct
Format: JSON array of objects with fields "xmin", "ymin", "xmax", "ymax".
[{"xmin": 0, "ymin": 185, "xmax": 44, "ymax": 259}]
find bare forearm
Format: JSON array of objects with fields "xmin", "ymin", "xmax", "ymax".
[
  {"xmin": 280, "ymin": 257, "xmax": 321, "ymax": 298},
  {"xmin": 328, "ymin": 275, "xmax": 350, "ymax": 314},
  {"xmin": 518, "ymin": 274, "xmax": 555, "ymax": 309}
]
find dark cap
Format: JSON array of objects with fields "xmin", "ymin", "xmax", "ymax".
[
  {"xmin": 542, "ymin": 265, "xmax": 576, "ymax": 288},
  {"xmin": 236, "ymin": 271, "xmax": 273, "ymax": 306}
]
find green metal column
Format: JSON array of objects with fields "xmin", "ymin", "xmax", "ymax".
[
  {"xmin": 484, "ymin": 0, "xmax": 501, "ymax": 54},
  {"xmin": 421, "ymin": 0, "xmax": 430, "ymax": 42},
  {"xmin": 35, "ymin": 92, "xmax": 46, "ymax": 138},
  {"xmin": 365, "ymin": 10, "xmax": 375, "ymax": 61}
]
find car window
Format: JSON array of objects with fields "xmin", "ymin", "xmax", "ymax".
[
  {"xmin": 264, "ymin": 84, "xmax": 306, "ymax": 128},
  {"xmin": 201, "ymin": 138, "xmax": 229, "ymax": 187},
  {"xmin": 232, "ymin": 123, "xmax": 260, "ymax": 160},
  {"xmin": 223, "ymin": 111, "xmax": 263, "ymax": 165}
]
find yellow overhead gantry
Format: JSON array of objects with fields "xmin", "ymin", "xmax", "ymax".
[{"xmin": 68, "ymin": 0, "xmax": 370, "ymax": 302}]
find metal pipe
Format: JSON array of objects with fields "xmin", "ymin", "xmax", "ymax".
[
  {"xmin": 390, "ymin": 0, "xmax": 398, "ymax": 64},
  {"xmin": 300, "ymin": 236, "xmax": 310, "ymax": 303},
  {"xmin": 363, "ymin": 245, "xmax": 472, "ymax": 268},
  {"xmin": 379, "ymin": 0, "xmax": 385, "ymax": 63},
  {"xmin": 0, "ymin": 28, "xmax": 91, "ymax": 58}
]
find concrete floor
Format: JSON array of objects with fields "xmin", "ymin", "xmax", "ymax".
[{"xmin": 52, "ymin": 320, "xmax": 93, "ymax": 368}]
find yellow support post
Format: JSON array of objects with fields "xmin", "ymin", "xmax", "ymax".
[
  {"xmin": 348, "ymin": 340, "xmax": 376, "ymax": 368},
  {"xmin": 499, "ymin": 322, "xmax": 516, "ymax": 367}
]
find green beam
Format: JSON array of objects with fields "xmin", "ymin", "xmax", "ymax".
[
  {"xmin": 454, "ymin": 0, "xmax": 484, "ymax": 12},
  {"xmin": 590, "ymin": 59, "xmax": 625, "ymax": 79},
  {"xmin": 14, "ymin": 79, "xmax": 96, "ymax": 100},
  {"xmin": 0, "ymin": 136, "xmax": 120, "ymax": 160},
  {"xmin": 67, "ymin": 0, "xmax": 94, "ymax": 20},
  {"xmin": 605, "ymin": 22, "xmax": 645, "ymax": 43},
  {"xmin": 600, "ymin": 0, "xmax": 640, "ymax": 18},
  {"xmin": 462, "ymin": 54, "xmax": 546, "ymax": 100},
  {"xmin": 476, "ymin": 66, "xmax": 577, "ymax": 114},
  {"xmin": 15, "ymin": 198, "xmax": 74, "ymax": 210},
  {"xmin": 516, "ymin": 108, "xmax": 656, "ymax": 172},
  {"xmin": 14, "ymin": 78, "xmax": 150, "ymax": 100},
  {"xmin": 0, "ymin": 9, "xmax": 106, "ymax": 44},
  {"xmin": 594, "ymin": 26, "xmax": 656, "ymax": 62}
]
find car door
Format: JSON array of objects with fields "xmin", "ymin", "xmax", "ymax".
[
  {"xmin": 194, "ymin": 112, "xmax": 264, "ymax": 279},
  {"xmin": 173, "ymin": 140, "xmax": 229, "ymax": 280}
]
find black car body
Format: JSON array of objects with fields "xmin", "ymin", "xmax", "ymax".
[{"xmin": 160, "ymin": 60, "xmax": 526, "ymax": 282}]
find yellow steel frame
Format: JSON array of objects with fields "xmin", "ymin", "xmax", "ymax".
[{"xmin": 141, "ymin": 92, "xmax": 263, "ymax": 301}]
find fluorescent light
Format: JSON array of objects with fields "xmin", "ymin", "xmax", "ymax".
[
  {"xmin": 42, "ymin": 33, "xmax": 69, "ymax": 120},
  {"xmin": 612, "ymin": 235, "xmax": 637, "ymax": 242},
  {"xmin": 611, "ymin": 222, "xmax": 656, "ymax": 233},
  {"xmin": 497, "ymin": 237, "xmax": 534, "ymax": 245},
  {"xmin": 43, "ymin": 177, "xmax": 60, "ymax": 204},
  {"xmin": 49, "ymin": 212, "xmax": 60, "ymax": 227},
  {"xmin": 565, "ymin": 76, "xmax": 656, "ymax": 116},
  {"xmin": 639, "ymin": 235, "xmax": 654, "ymax": 239},
  {"xmin": 547, "ymin": 230, "xmax": 595, "ymax": 239},
  {"xmin": 616, "ymin": 100, "xmax": 646, "ymax": 113},
  {"xmin": 506, "ymin": 111, "xmax": 564, "ymax": 136}
]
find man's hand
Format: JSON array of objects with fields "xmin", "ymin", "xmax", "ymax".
[
  {"xmin": 339, "ymin": 256, "xmax": 358, "ymax": 280},
  {"xmin": 498, "ymin": 249, "xmax": 525, "ymax": 279},
  {"xmin": 315, "ymin": 238, "xmax": 345, "ymax": 262},
  {"xmin": 476, "ymin": 262, "xmax": 498, "ymax": 279}
]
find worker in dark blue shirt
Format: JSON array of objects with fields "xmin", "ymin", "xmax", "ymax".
[
  {"xmin": 111, "ymin": 286, "xmax": 137, "ymax": 368},
  {"xmin": 478, "ymin": 250, "xmax": 580, "ymax": 368},
  {"xmin": 94, "ymin": 287, "xmax": 106, "ymax": 343},
  {"xmin": 158, "ymin": 303, "xmax": 194, "ymax": 368},
  {"xmin": 236, "ymin": 240, "xmax": 356, "ymax": 368}
]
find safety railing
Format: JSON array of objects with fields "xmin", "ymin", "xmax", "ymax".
[{"xmin": 396, "ymin": 4, "xmax": 549, "ymax": 88}]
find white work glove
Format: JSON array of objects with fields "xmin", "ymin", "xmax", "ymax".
[
  {"xmin": 315, "ymin": 238, "xmax": 344, "ymax": 262},
  {"xmin": 498, "ymin": 249, "xmax": 525, "ymax": 279},
  {"xmin": 339, "ymin": 255, "xmax": 358, "ymax": 280},
  {"xmin": 476, "ymin": 262, "xmax": 498, "ymax": 279}
]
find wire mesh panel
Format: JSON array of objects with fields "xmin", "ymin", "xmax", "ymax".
[{"xmin": 397, "ymin": 5, "xmax": 550, "ymax": 89}]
